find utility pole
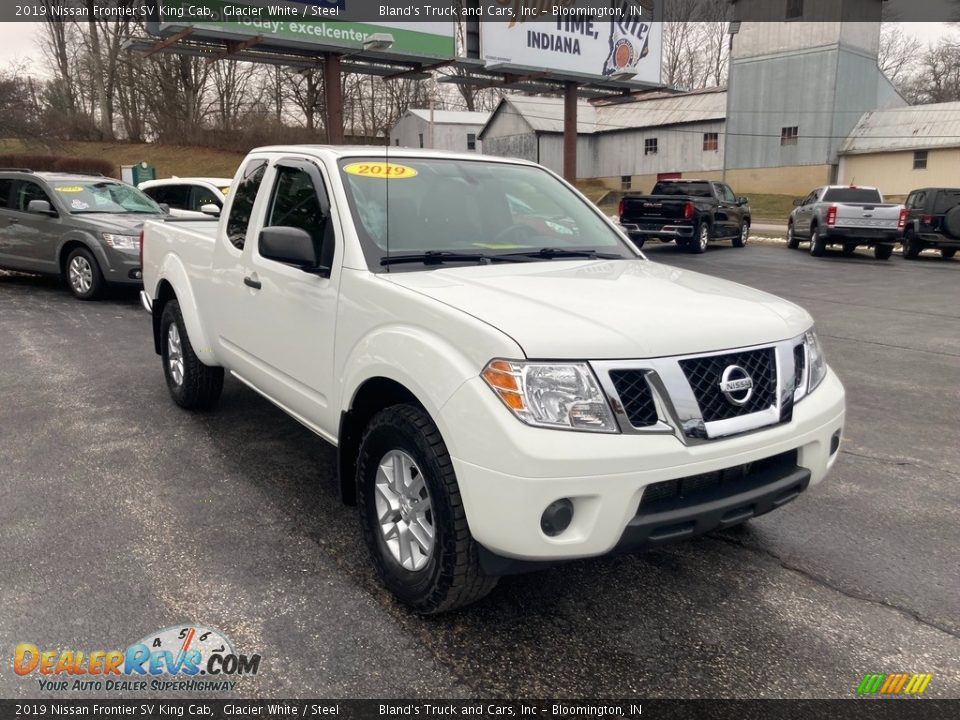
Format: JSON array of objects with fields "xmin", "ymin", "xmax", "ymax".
[{"xmin": 324, "ymin": 53, "xmax": 344, "ymax": 144}]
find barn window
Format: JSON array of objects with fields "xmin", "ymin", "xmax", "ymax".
[
  {"xmin": 913, "ymin": 151, "xmax": 928, "ymax": 170},
  {"xmin": 645, "ymin": 138, "xmax": 658, "ymax": 156},
  {"xmin": 418, "ymin": 133, "xmax": 424, "ymax": 149},
  {"xmin": 467, "ymin": 133, "xmax": 477, "ymax": 151},
  {"xmin": 781, "ymin": 126, "xmax": 799, "ymax": 146},
  {"xmin": 621, "ymin": 175, "xmax": 632, "ymax": 190},
  {"xmin": 786, "ymin": 0, "xmax": 803, "ymax": 19},
  {"xmin": 703, "ymin": 132, "xmax": 719, "ymax": 152}
]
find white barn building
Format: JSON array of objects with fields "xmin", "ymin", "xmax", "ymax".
[{"xmin": 389, "ymin": 109, "xmax": 491, "ymax": 154}]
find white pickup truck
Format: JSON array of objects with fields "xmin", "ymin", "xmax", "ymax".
[{"xmin": 140, "ymin": 146, "xmax": 846, "ymax": 613}]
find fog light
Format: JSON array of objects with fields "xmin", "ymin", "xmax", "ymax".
[
  {"xmin": 129, "ymin": 269, "xmax": 142, "ymax": 280},
  {"xmin": 541, "ymin": 499, "xmax": 574, "ymax": 537},
  {"xmin": 830, "ymin": 430, "xmax": 841, "ymax": 455}
]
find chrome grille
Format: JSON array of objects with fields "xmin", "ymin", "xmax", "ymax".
[
  {"xmin": 678, "ymin": 348, "xmax": 777, "ymax": 422},
  {"xmin": 608, "ymin": 370, "xmax": 658, "ymax": 428}
]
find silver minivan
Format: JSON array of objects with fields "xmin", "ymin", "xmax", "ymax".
[{"xmin": 0, "ymin": 170, "xmax": 165, "ymax": 299}]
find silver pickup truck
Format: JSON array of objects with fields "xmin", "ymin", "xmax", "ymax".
[
  {"xmin": 0, "ymin": 169, "xmax": 165, "ymax": 299},
  {"xmin": 787, "ymin": 185, "xmax": 906, "ymax": 260}
]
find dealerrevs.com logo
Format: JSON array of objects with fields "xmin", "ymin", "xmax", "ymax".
[{"xmin": 14, "ymin": 625, "xmax": 261, "ymax": 693}]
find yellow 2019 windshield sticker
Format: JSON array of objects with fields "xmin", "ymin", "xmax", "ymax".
[
  {"xmin": 343, "ymin": 162, "xmax": 418, "ymax": 179},
  {"xmin": 55, "ymin": 186, "xmax": 84, "ymax": 193}
]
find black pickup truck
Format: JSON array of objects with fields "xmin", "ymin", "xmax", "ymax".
[
  {"xmin": 901, "ymin": 187, "xmax": 960, "ymax": 260},
  {"xmin": 618, "ymin": 179, "xmax": 751, "ymax": 253}
]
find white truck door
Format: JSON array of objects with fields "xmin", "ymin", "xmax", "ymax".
[{"xmin": 223, "ymin": 157, "xmax": 342, "ymax": 438}]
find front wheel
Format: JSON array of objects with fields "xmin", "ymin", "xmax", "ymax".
[
  {"xmin": 941, "ymin": 248, "xmax": 957, "ymax": 259},
  {"xmin": 65, "ymin": 247, "xmax": 104, "ymax": 300},
  {"xmin": 357, "ymin": 404, "xmax": 497, "ymax": 614},
  {"xmin": 874, "ymin": 244, "xmax": 894, "ymax": 260},
  {"xmin": 733, "ymin": 222, "xmax": 749, "ymax": 248},
  {"xmin": 160, "ymin": 300, "xmax": 224, "ymax": 410}
]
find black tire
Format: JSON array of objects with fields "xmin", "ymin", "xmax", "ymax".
[
  {"xmin": 159, "ymin": 300, "xmax": 224, "ymax": 410},
  {"xmin": 64, "ymin": 246, "xmax": 104, "ymax": 300},
  {"xmin": 842, "ymin": 243, "xmax": 858, "ymax": 257},
  {"xmin": 902, "ymin": 231, "xmax": 922, "ymax": 260},
  {"xmin": 874, "ymin": 244, "xmax": 894, "ymax": 261},
  {"xmin": 628, "ymin": 235, "xmax": 645, "ymax": 250},
  {"xmin": 691, "ymin": 222, "xmax": 710, "ymax": 253},
  {"xmin": 357, "ymin": 403, "xmax": 497, "ymax": 614},
  {"xmin": 732, "ymin": 222, "xmax": 749, "ymax": 248},
  {"xmin": 809, "ymin": 226, "xmax": 826, "ymax": 257},
  {"xmin": 786, "ymin": 222, "xmax": 799, "ymax": 249},
  {"xmin": 941, "ymin": 248, "xmax": 956, "ymax": 259}
]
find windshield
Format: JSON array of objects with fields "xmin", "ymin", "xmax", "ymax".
[
  {"xmin": 52, "ymin": 181, "xmax": 163, "ymax": 214},
  {"xmin": 338, "ymin": 158, "xmax": 634, "ymax": 269},
  {"xmin": 822, "ymin": 188, "xmax": 883, "ymax": 204}
]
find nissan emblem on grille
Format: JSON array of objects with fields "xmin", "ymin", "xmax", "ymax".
[{"xmin": 719, "ymin": 365, "xmax": 755, "ymax": 406}]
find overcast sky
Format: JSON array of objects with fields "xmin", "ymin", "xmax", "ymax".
[{"xmin": 0, "ymin": 21, "xmax": 955, "ymax": 77}]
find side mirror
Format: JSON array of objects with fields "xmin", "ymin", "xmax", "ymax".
[
  {"xmin": 793, "ymin": 198, "xmax": 804, "ymax": 207},
  {"xmin": 27, "ymin": 199, "xmax": 55, "ymax": 215},
  {"xmin": 259, "ymin": 226, "xmax": 329, "ymax": 276},
  {"xmin": 199, "ymin": 204, "xmax": 220, "ymax": 217},
  {"xmin": 158, "ymin": 203, "xmax": 171, "ymax": 214},
  {"xmin": 738, "ymin": 196, "xmax": 749, "ymax": 206}
]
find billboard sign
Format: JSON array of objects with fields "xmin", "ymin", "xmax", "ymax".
[
  {"xmin": 480, "ymin": 1, "xmax": 661, "ymax": 85},
  {"xmin": 154, "ymin": 1, "xmax": 456, "ymax": 59}
]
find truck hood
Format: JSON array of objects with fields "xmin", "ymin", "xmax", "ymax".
[{"xmin": 383, "ymin": 259, "xmax": 812, "ymax": 359}]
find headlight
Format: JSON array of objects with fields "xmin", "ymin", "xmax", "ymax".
[
  {"xmin": 481, "ymin": 360, "xmax": 618, "ymax": 433},
  {"xmin": 804, "ymin": 329, "xmax": 827, "ymax": 393},
  {"xmin": 101, "ymin": 233, "xmax": 140, "ymax": 251}
]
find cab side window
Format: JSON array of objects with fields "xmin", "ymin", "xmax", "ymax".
[
  {"xmin": 264, "ymin": 165, "xmax": 333, "ymax": 267},
  {"xmin": 0, "ymin": 179, "xmax": 12, "ymax": 209},
  {"xmin": 190, "ymin": 186, "xmax": 221, "ymax": 211},
  {"xmin": 15, "ymin": 181, "xmax": 53, "ymax": 212},
  {"xmin": 721, "ymin": 184, "xmax": 737, "ymax": 203},
  {"xmin": 227, "ymin": 160, "xmax": 268, "ymax": 250},
  {"xmin": 144, "ymin": 185, "xmax": 190, "ymax": 210}
]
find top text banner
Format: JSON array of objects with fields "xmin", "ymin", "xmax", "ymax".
[{"xmin": 10, "ymin": 0, "xmax": 959, "ymax": 23}]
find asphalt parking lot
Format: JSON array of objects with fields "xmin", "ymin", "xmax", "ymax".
[{"xmin": 1, "ymin": 242, "xmax": 958, "ymax": 699}]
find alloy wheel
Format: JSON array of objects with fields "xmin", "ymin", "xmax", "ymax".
[{"xmin": 374, "ymin": 449, "xmax": 435, "ymax": 571}]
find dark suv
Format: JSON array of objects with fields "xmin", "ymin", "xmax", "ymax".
[
  {"xmin": 901, "ymin": 187, "xmax": 960, "ymax": 260},
  {"xmin": 0, "ymin": 170, "xmax": 165, "ymax": 299}
]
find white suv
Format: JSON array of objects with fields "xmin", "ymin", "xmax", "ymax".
[{"xmin": 139, "ymin": 177, "xmax": 232, "ymax": 217}]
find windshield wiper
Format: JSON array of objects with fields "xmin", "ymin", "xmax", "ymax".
[
  {"xmin": 380, "ymin": 251, "xmax": 523, "ymax": 266},
  {"xmin": 500, "ymin": 248, "xmax": 625, "ymax": 260}
]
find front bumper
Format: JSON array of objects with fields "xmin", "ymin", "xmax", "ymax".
[{"xmin": 439, "ymin": 368, "xmax": 845, "ymax": 564}]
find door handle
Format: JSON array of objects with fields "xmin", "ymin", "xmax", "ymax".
[{"xmin": 243, "ymin": 275, "xmax": 261, "ymax": 290}]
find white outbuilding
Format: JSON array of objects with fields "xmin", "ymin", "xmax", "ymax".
[{"xmin": 389, "ymin": 109, "xmax": 491, "ymax": 154}]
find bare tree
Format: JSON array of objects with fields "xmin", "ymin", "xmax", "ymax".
[{"xmin": 878, "ymin": 24, "xmax": 921, "ymax": 85}]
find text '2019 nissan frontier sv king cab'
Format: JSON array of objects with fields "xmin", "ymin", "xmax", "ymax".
[{"xmin": 140, "ymin": 147, "xmax": 846, "ymax": 613}]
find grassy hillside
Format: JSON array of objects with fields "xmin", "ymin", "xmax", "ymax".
[{"xmin": 0, "ymin": 139, "xmax": 245, "ymax": 179}]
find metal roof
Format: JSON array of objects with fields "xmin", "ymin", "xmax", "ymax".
[
  {"xmin": 484, "ymin": 88, "xmax": 727, "ymax": 138},
  {"xmin": 840, "ymin": 101, "xmax": 960, "ymax": 155},
  {"xmin": 406, "ymin": 109, "xmax": 491, "ymax": 126}
]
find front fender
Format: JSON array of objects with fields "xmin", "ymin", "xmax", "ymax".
[
  {"xmin": 339, "ymin": 324, "xmax": 521, "ymax": 460},
  {"xmin": 155, "ymin": 254, "xmax": 218, "ymax": 365}
]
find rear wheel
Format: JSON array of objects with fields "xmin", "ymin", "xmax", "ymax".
[
  {"xmin": 786, "ymin": 222, "xmax": 799, "ymax": 249},
  {"xmin": 902, "ymin": 231, "xmax": 922, "ymax": 260},
  {"xmin": 809, "ymin": 226, "xmax": 826, "ymax": 257},
  {"xmin": 160, "ymin": 300, "xmax": 224, "ymax": 410},
  {"xmin": 733, "ymin": 222, "xmax": 749, "ymax": 248},
  {"xmin": 941, "ymin": 248, "xmax": 957, "ymax": 259},
  {"xmin": 65, "ymin": 247, "xmax": 104, "ymax": 300},
  {"xmin": 691, "ymin": 222, "xmax": 709, "ymax": 254},
  {"xmin": 357, "ymin": 403, "xmax": 497, "ymax": 614},
  {"xmin": 628, "ymin": 235, "xmax": 645, "ymax": 250},
  {"xmin": 874, "ymin": 244, "xmax": 894, "ymax": 260}
]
